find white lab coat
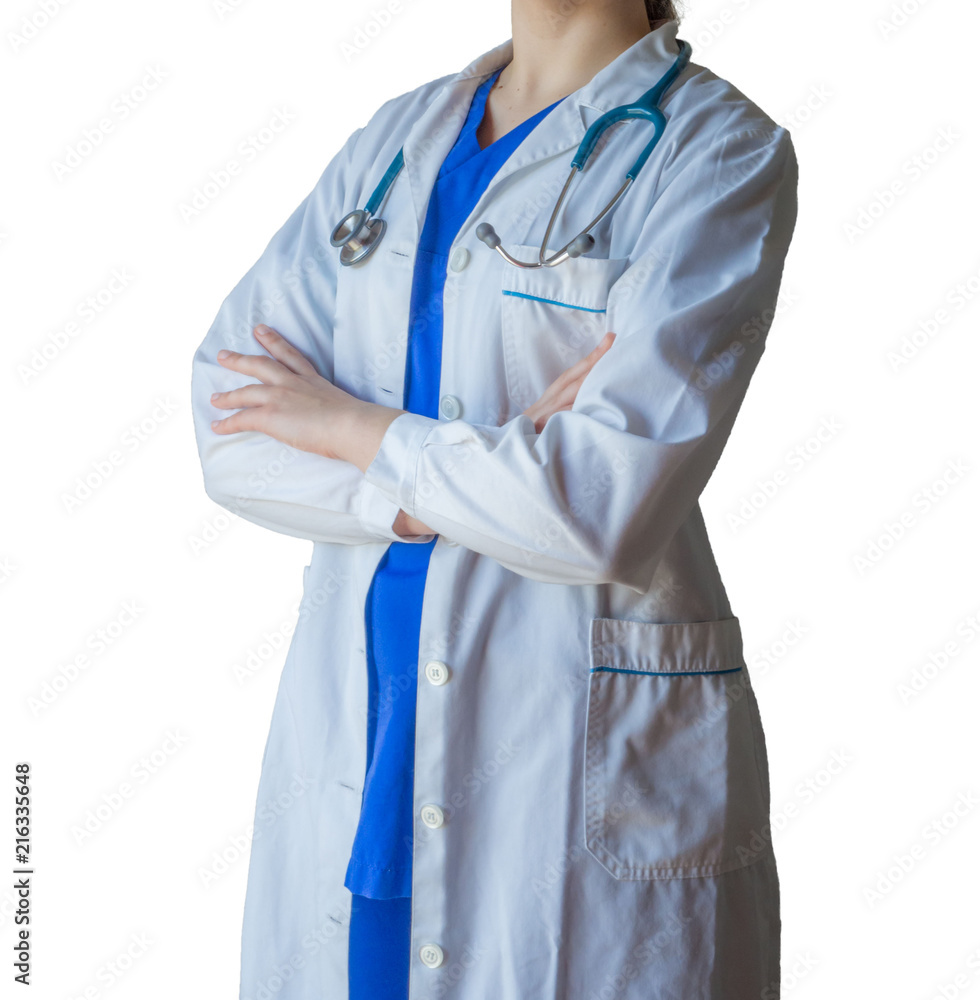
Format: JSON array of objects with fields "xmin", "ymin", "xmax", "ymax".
[{"xmin": 191, "ymin": 19, "xmax": 798, "ymax": 1000}]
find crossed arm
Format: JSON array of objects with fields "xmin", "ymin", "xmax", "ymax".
[
  {"xmin": 189, "ymin": 122, "xmax": 618, "ymax": 548},
  {"xmin": 208, "ymin": 323, "xmax": 616, "ymax": 538}
]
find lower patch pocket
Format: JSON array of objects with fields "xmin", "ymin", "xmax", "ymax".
[{"xmin": 584, "ymin": 616, "xmax": 772, "ymax": 880}]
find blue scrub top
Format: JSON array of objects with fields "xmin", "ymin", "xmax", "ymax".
[{"xmin": 343, "ymin": 66, "xmax": 565, "ymax": 900}]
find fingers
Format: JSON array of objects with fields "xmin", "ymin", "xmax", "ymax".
[
  {"xmin": 552, "ymin": 331, "xmax": 617, "ymax": 390},
  {"xmin": 521, "ymin": 331, "xmax": 618, "ymax": 429},
  {"xmin": 253, "ymin": 324, "xmax": 319, "ymax": 376},
  {"xmin": 575, "ymin": 331, "xmax": 616, "ymax": 370},
  {"xmin": 587, "ymin": 330, "xmax": 616, "ymax": 364},
  {"xmin": 216, "ymin": 347, "xmax": 287, "ymax": 384},
  {"xmin": 210, "ymin": 383, "xmax": 275, "ymax": 410},
  {"xmin": 215, "ymin": 325, "xmax": 319, "ymax": 382},
  {"xmin": 210, "ymin": 383, "xmax": 276, "ymax": 433},
  {"xmin": 211, "ymin": 408, "xmax": 262, "ymax": 435}
]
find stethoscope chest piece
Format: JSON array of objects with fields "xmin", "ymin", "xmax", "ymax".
[{"xmin": 330, "ymin": 209, "xmax": 387, "ymax": 266}]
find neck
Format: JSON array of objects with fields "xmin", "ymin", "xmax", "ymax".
[{"xmin": 498, "ymin": 0, "xmax": 662, "ymax": 107}]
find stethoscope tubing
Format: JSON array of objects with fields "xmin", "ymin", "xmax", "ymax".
[{"xmin": 330, "ymin": 39, "xmax": 691, "ymax": 268}]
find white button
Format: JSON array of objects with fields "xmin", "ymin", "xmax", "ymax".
[
  {"xmin": 449, "ymin": 247, "xmax": 470, "ymax": 272},
  {"xmin": 424, "ymin": 660, "xmax": 450, "ymax": 685},
  {"xmin": 419, "ymin": 942, "xmax": 445, "ymax": 968},
  {"xmin": 439, "ymin": 394, "xmax": 462, "ymax": 420},
  {"xmin": 420, "ymin": 803, "xmax": 445, "ymax": 828}
]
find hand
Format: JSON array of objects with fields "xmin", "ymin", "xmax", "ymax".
[
  {"xmin": 210, "ymin": 324, "xmax": 405, "ymax": 464},
  {"xmin": 392, "ymin": 509, "xmax": 434, "ymax": 538},
  {"xmin": 522, "ymin": 331, "xmax": 616, "ymax": 433}
]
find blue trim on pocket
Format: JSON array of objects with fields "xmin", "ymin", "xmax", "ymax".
[
  {"xmin": 590, "ymin": 665, "xmax": 744, "ymax": 676},
  {"xmin": 502, "ymin": 289, "xmax": 606, "ymax": 313}
]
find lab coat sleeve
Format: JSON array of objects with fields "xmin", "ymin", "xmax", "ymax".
[
  {"xmin": 190, "ymin": 125, "xmax": 432, "ymax": 546},
  {"xmin": 361, "ymin": 127, "xmax": 799, "ymax": 590}
]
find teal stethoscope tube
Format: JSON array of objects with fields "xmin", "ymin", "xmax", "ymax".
[
  {"xmin": 574, "ymin": 38, "xmax": 691, "ymax": 178},
  {"xmin": 365, "ymin": 147, "xmax": 405, "ymax": 217},
  {"xmin": 330, "ymin": 39, "xmax": 692, "ymax": 267}
]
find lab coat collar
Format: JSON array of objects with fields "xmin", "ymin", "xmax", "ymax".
[{"xmin": 400, "ymin": 20, "xmax": 685, "ymax": 247}]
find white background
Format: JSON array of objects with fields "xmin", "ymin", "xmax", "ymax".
[{"xmin": 3, "ymin": 0, "xmax": 978, "ymax": 997}]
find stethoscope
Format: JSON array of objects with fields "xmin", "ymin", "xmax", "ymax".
[{"xmin": 330, "ymin": 39, "xmax": 692, "ymax": 269}]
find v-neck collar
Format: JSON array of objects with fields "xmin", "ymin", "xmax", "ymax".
[{"xmin": 439, "ymin": 65, "xmax": 566, "ymax": 180}]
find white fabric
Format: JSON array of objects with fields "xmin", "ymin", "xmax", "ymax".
[{"xmin": 191, "ymin": 19, "xmax": 798, "ymax": 1000}]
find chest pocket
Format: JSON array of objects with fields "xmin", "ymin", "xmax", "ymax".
[
  {"xmin": 499, "ymin": 245, "xmax": 630, "ymax": 410},
  {"xmin": 584, "ymin": 615, "xmax": 773, "ymax": 880}
]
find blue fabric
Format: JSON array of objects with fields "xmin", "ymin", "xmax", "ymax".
[
  {"xmin": 347, "ymin": 61, "xmax": 564, "ymax": 998},
  {"xmin": 344, "ymin": 68, "xmax": 563, "ymax": 901},
  {"xmin": 348, "ymin": 894, "xmax": 412, "ymax": 997}
]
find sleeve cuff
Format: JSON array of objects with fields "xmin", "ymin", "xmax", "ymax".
[
  {"xmin": 356, "ymin": 480, "xmax": 407, "ymax": 542},
  {"xmin": 356, "ymin": 479, "xmax": 437, "ymax": 544},
  {"xmin": 362, "ymin": 411, "xmax": 439, "ymax": 517}
]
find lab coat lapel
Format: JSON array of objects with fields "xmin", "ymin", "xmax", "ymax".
[{"xmin": 400, "ymin": 38, "xmax": 514, "ymax": 242}]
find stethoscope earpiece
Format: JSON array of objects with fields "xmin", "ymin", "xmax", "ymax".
[
  {"xmin": 475, "ymin": 222, "xmax": 501, "ymax": 249},
  {"xmin": 566, "ymin": 233, "xmax": 595, "ymax": 259}
]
